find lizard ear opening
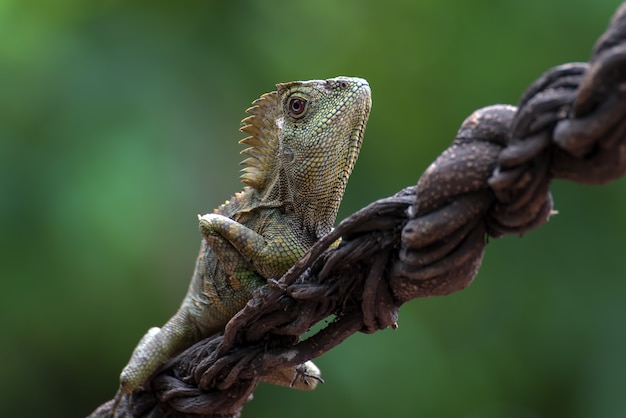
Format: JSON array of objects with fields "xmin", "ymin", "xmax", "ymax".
[
  {"xmin": 282, "ymin": 146, "xmax": 294, "ymax": 163},
  {"xmin": 238, "ymin": 91, "xmax": 282, "ymax": 190}
]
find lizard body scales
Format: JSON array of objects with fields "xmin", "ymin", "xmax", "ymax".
[{"xmin": 120, "ymin": 76, "xmax": 372, "ymax": 393}]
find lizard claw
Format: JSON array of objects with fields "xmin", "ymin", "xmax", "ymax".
[{"xmin": 290, "ymin": 362, "xmax": 324, "ymax": 390}]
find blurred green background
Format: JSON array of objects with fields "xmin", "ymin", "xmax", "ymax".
[{"xmin": 2, "ymin": 1, "xmax": 626, "ymax": 417}]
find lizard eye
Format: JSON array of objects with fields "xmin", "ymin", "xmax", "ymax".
[{"xmin": 287, "ymin": 97, "xmax": 307, "ymax": 117}]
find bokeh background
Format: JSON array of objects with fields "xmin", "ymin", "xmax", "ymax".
[{"xmin": 2, "ymin": 1, "xmax": 625, "ymax": 417}]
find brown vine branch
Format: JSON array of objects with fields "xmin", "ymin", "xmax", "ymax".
[{"xmin": 90, "ymin": 3, "xmax": 626, "ymax": 417}]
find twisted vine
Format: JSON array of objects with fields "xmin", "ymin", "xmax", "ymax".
[{"xmin": 90, "ymin": 3, "xmax": 626, "ymax": 417}]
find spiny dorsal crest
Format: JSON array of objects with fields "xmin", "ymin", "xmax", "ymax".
[{"xmin": 238, "ymin": 90, "xmax": 282, "ymax": 190}]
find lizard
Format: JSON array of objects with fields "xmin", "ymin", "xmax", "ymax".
[{"xmin": 119, "ymin": 76, "xmax": 372, "ymax": 394}]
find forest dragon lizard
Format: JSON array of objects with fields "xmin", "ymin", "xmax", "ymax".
[{"xmin": 119, "ymin": 76, "xmax": 372, "ymax": 393}]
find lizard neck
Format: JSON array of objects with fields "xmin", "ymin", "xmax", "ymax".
[{"xmin": 252, "ymin": 165, "xmax": 333, "ymax": 238}]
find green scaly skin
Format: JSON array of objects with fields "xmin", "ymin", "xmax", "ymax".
[{"xmin": 119, "ymin": 76, "xmax": 371, "ymax": 393}]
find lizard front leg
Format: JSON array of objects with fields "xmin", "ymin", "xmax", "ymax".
[{"xmin": 198, "ymin": 213, "xmax": 303, "ymax": 279}]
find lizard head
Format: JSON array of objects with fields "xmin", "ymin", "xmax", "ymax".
[{"xmin": 240, "ymin": 76, "xmax": 371, "ymax": 237}]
